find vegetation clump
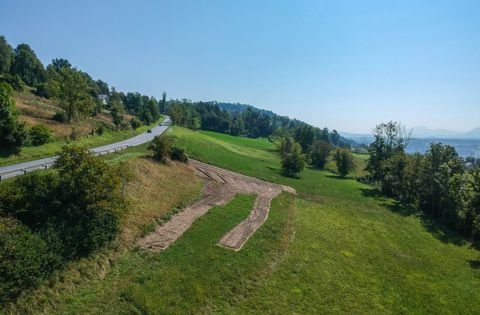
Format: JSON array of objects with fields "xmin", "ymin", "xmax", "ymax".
[
  {"xmin": 0, "ymin": 82, "xmax": 27, "ymax": 151},
  {"xmin": 279, "ymin": 137, "xmax": 305, "ymax": 177},
  {"xmin": 28, "ymin": 124, "xmax": 53, "ymax": 146},
  {"xmin": 149, "ymin": 134, "xmax": 188, "ymax": 163},
  {"xmin": 333, "ymin": 148, "xmax": 356, "ymax": 177},
  {"xmin": 0, "ymin": 144, "xmax": 127, "ymax": 304}
]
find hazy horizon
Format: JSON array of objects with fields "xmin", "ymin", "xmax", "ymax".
[{"xmin": 1, "ymin": 0, "xmax": 479, "ymax": 133}]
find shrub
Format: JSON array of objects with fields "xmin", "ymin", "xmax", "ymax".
[
  {"xmin": 281, "ymin": 140, "xmax": 306, "ymax": 177},
  {"xmin": 0, "ymin": 145, "xmax": 125, "ymax": 261},
  {"xmin": 148, "ymin": 135, "xmax": 173, "ymax": 163},
  {"xmin": 96, "ymin": 125, "xmax": 105, "ymax": 136},
  {"xmin": 29, "ymin": 124, "xmax": 53, "ymax": 146},
  {"xmin": 310, "ymin": 140, "xmax": 332, "ymax": 169},
  {"xmin": 52, "ymin": 111, "xmax": 67, "ymax": 123},
  {"xmin": 34, "ymin": 82, "xmax": 51, "ymax": 98},
  {"xmin": 333, "ymin": 148, "xmax": 356, "ymax": 177},
  {"xmin": 0, "ymin": 74, "xmax": 23, "ymax": 92},
  {"xmin": 130, "ymin": 117, "xmax": 142, "ymax": 129},
  {"xmin": 170, "ymin": 146, "xmax": 188, "ymax": 163},
  {"xmin": 120, "ymin": 121, "xmax": 131, "ymax": 130},
  {"xmin": 0, "ymin": 217, "xmax": 50, "ymax": 304}
]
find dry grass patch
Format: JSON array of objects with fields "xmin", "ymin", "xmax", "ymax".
[{"xmin": 120, "ymin": 158, "xmax": 203, "ymax": 245}]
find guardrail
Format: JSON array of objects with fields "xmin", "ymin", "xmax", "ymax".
[
  {"xmin": 0, "ymin": 116, "xmax": 172, "ymax": 182},
  {"xmin": 0, "ymin": 145, "xmax": 131, "ymax": 182}
]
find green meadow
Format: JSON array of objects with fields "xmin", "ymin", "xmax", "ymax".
[{"xmin": 50, "ymin": 126, "xmax": 480, "ymax": 314}]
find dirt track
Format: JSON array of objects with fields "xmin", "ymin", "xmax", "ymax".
[{"xmin": 137, "ymin": 160, "xmax": 295, "ymax": 251}]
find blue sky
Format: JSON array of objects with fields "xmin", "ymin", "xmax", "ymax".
[{"xmin": 1, "ymin": 0, "xmax": 479, "ymax": 133}]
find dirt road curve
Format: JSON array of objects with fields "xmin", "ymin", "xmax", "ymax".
[{"xmin": 137, "ymin": 160, "xmax": 295, "ymax": 251}]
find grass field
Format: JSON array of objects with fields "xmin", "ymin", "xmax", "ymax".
[{"xmin": 36, "ymin": 127, "xmax": 480, "ymax": 314}]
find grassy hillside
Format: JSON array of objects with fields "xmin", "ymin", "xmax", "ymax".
[
  {"xmin": 0, "ymin": 88, "xmax": 157, "ymax": 166},
  {"xmin": 5, "ymin": 157, "xmax": 202, "ymax": 314},
  {"xmin": 45, "ymin": 126, "xmax": 480, "ymax": 314}
]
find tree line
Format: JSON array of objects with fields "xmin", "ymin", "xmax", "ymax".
[
  {"xmin": 167, "ymin": 99, "xmax": 353, "ymax": 144},
  {"xmin": 166, "ymin": 99, "xmax": 356, "ymax": 178},
  {"xmin": 364, "ymin": 121, "xmax": 480, "ymax": 251},
  {"xmin": 0, "ymin": 35, "xmax": 166, "ymax": 151}
]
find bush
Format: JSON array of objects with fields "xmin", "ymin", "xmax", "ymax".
[
  {"xmin": 333, "ymin": 148, "xmax": 355, "ymax": 177},
  {"xmin": 310, "ymin": 140, "xmax": 332, "ymax": 169},
  {"xmin": 130, "ymin": 117, "xmax": 142, "ymax": 129},
  {"xmin": 96, "ymin": 125, "xmax": 105, "ymax": 136},
  {"xmin": 120, "ymin": 121, "xmax": 131, "ymax": 130},
  {"xmin": 281, "ymin": 140, "xmax": 306, "ymax": 177},
  {"xmin": 148, "ymin": 135, "xmax": 173, "ymax": 163},
  {"xmin": 170, "ymin": 146, "xmax": 188, "ymax": 163},
  {"xmin": 52, "ymin": 111, "xmax": 67, "ymax": 123},
  {"xmin": 34, "ymin": 82, "xmax": 51, "ymax": 98},
  {"xmin": 29, "ymin": 124, "xmax": 53, "ymax": 146},
  {"xmin": 0, "ymin": 217, "xmax": 51, "ymax": 304},
  {"xmin": 0, "ymin": 74, "xmax": 23, "ymax": 92},
  {"xmin": 0, "ymin": 145, "xmax": 125, "ymax": 261}
]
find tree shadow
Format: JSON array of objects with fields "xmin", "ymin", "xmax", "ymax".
[
  {"xmin": 360, "ymin": 187, "xmax": 466, "ymax": 246},
  {"xmin": 467, "ymin": 260, "xmax": 480, "ymax": 269}
]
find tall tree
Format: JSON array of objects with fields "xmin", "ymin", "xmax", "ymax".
[
  {"xmin": 365, "ymin": 121, "xmax": 411, "ymax": 192},
  {"xmin": 310, "ymin": 140, "xmax": 333, "ymax": 169},
  {"xmin": 161, "ymin": 91, "xmax": 167, "ymax": 113},
  {"xmin": 281, "ymin": 138, "xmax": 306, "ymax": 177},
  {"xmin": 333, "ymin": 148, "xmax": 356, "ymax": 177},
  {"xmin": 0, "ymin": 36, "xmax": 14, "ymax": 74},
  {"xmin": 294, "ymin": 125, "xmax": 315, "ymax": 153},
  {"xmin": 47, "ymin": 67, "xmax": 94, "ymax": 123},
  {"xmin": 418, "ymin": 143, "xmax": 463, "ymax": 219},
  {"xmin": 11, "ymin": 44, "xmax": 46, "ymax": 86},
  {"xmin": 0, "ymin": 82, "xmax": 27, "ymax": 150}
]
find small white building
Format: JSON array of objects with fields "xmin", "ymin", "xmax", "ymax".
[{"xmin": 98, "ymin": 94, "xmax": 108, "ymax": 105}]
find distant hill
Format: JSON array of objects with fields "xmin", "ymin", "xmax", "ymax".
[
  {"xmin": 460, "ymin": 127, "xmax": 480, "ymax": 139},
  {"xmin": 341, "ymin": 126, "xmax": 480, "ymax": 141},
  {"xmin": 411, "ymin": 126, "xmax": 459, "ymax": 139},
  {"xmin": 216, "ymin": 102, "xmax": 275, "ymax": 117}
]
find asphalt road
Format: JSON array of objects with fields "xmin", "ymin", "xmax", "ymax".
[{"xmin": 0, "ymin": 117, "xmax": 172, "ymax": 181}]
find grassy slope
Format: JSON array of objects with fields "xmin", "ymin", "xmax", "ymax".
[
  {"xmin": 48, "ymin": 127, "xmax": 480, "ymax": 314},
  {"xmin": 0, "ymin": 88, "xmax": 158, "ymax": 166},
  {"xmin": 53, "ymin": 194, "xmax": 296, "ymax": 314},
  {"xmin": 6, "ymin": 158, "xmax": 202, "ymax": 314}
]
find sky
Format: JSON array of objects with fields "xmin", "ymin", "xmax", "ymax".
[{"xmin": 1, "ymin": 0, "xmax": 479, "ymax": 133}]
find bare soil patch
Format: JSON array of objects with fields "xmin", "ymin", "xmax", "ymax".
[{"xmin": 138, "ymin": 160, "xmax": 295, "ymax": 251}]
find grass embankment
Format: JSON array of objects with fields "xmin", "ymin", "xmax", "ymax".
[
  {"xmin": 46, "ymin": 126, "xmax": 480, "ymax": 314},
  {"xmin": 0, "ymin": 121, "xmax": 161, "ymax": 167},
  {"xmin": 6, "ymin": 157, "xmax": 202, "ymax": 314},
  {"xmin": 0, "ymin": 87, "xmax": 160, "ymax": 166}
]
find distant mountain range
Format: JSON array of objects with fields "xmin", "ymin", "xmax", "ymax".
[
  {"xmin": 340, "ymin": 126, "xmax": 480, "ymax": 142},
  {"xmin": 410, "ymin": 126, "xmax": 480, "ymax": 139}
]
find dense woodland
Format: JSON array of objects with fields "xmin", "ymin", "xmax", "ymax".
[
  {"xmin": 0, "ymin": 35, "xmax": 165, "ymax": 152},
  {"xmin": 364, "ymin": 121, "xmax": 480, "ymax": 251}
]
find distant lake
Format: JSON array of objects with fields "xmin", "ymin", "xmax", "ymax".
[{"xmin": 406, "ymin": 138, "xmax": 480, "ymax": 158}]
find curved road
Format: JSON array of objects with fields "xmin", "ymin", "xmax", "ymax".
[{"xmin": 0, "ymin": 117, "xmax": 171, "ymax": 181}]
